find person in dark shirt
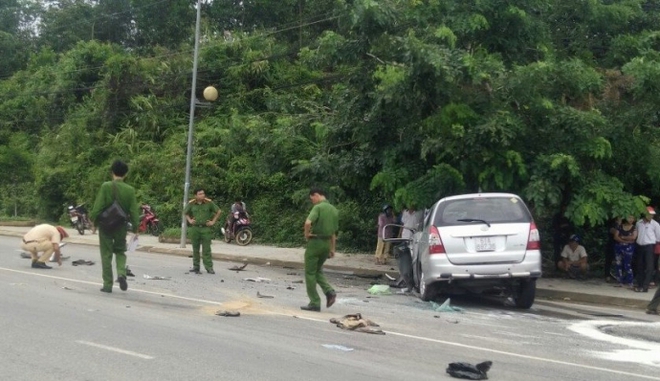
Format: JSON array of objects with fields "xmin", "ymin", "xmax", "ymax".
[{"xmin": 551, "ymin": 206, "xmax": 573, "ymax": 270}]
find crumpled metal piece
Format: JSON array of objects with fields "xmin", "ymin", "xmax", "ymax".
[
  {"xmin": 446, "ymin": 361, "xmax": 492, "ymax": 380},
  {"xmin": 229, "ymin": 263, "xmax": 248, "ymax": 271},
  {"xmin": 244, "ymin": 277, "xmax": 270, "ymax": 282},
  {"xmin": 143, "ymin": 274, "xmax": 170, "ymax": 280}
]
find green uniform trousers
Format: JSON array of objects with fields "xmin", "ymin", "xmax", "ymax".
[
  {"xmin": 99, "ymin": 227, "xmax": 128, "ymax": 290},
  {"xmin": 189, "ymin": 226, "xmax": 214, "ymax": 270},
  {"xmin": 304, "ymin": 238, "xmax": 334, "ymax": 307}
]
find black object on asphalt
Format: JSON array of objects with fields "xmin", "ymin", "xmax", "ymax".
[
  {"xmin": 229, "ymin": 263, "xmax": 248, "ymax": 271},
  {"xmin": 446, "ymin": 361, "xmax": 492, "ymax": 380},
  {"xmin": 215, "ymin": 310, "xmax": 240, "ymax": 317},
  {"xmin": 72, "ymin": 260, "xmax": 95, "ymax": 266}
]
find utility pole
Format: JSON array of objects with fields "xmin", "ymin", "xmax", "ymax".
[{"xmin": 180, "ymin": 0, "xmax": 202, "ymax": 248}]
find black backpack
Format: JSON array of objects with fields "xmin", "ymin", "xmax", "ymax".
[{"xmin": 97, "ymin": 182, "xmax": 128, "ymax": 233}]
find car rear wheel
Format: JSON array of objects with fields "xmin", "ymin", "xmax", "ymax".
[
  {"xmin": 513, "ymin": 279, "xmax": 536, "ymax": 309},
  {"xmin": 418, "ymin": 267, "xmax": 436, "ymax": 302}
]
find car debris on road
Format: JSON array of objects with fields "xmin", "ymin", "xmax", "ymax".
[
  {"xmin": 446, "ymin": 361, "xmax": 492, "ymax": 380},
  {"xmin": 329, "ymin": 313, "xmax": 385, "ymax": 335}
]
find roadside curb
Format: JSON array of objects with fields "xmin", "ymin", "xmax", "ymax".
[
  {"xmin": 135, "ymin": 245, "xmax": 388, "ymax": 277},
  {"xmin": 537, "ymin": 289, "xmax": 648, "ymax": 310}
]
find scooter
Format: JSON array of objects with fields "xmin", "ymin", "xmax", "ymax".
[
  {"xmin": 68, "ymin": 204, "xmax": 94, "ymax": 235},
  {"xmin": 221, "ymin": 211, "xmax": 253, "ymax": 246},
  {"xmin": 138, "ymin": 204, "xmax": 162, "ymax": 236}
]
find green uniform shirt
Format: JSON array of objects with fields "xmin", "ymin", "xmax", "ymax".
[
  {"xmin": 184, "ymin": 199, "xmax": 220, "ymax": 226},
  {"xmin": 89, "ymin": 179, "xmax": 140, "ymax": 233},
  {"xmin": 307, "ymin": 200, "xmax": 339, "ymax": 238}
]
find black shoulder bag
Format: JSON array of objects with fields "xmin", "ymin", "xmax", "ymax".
[{"xmin": 97, "ymin": 182, "xmax": 128, "ymax": 233}]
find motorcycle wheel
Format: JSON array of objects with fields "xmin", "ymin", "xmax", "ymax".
[
  {"xmin": 222, "ymin": 225, "xmax": 231, "ymax": 243},
  {"xmin": 76, "ymin": 220, "xmax": 85, "ymax": 235},
  {"xmin": 149, "ymin": 221, "xmax": 162, "ymax": 236},
  {"xmin": 235, "ymin": 228, "xmax": 253, "ymax": 246}
]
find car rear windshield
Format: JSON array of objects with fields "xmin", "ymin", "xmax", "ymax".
[{"xmin": 434, "ymin": 196, "xmax": 532, "ymax": 226}]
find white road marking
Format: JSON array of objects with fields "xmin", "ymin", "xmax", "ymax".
[
  {"xmin": 0, "ymin": 267, "xmax": 224, "ymax": 306},
  {"xmin": 283, "ymin": 316, "xmax": 660, "ymax": 380},
  {"xmin": 3, "ymin": 266, "xmax": 660, "ymax": 380},
  {"xmin": 460, "ymin": 333, "xmax": 534, "ymax": 346},
  {"xmin": 76, "ymin": 340, "xmax": 154, "ymax": 360},
  {"xmin": 497, "ymin": 331, "xmax": 541, "ymax": 339},
  {"xmin": 569, "ymin": 320, "xmax": 660, "ymax": 366},
  {"xmin": 543, "ymin": 331, "xmax": 570, "ymax": 337}
]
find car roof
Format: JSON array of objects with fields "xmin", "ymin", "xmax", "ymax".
[{"xmin": 439, "ymin": 193, "xmax": 522, "ymax": 203}]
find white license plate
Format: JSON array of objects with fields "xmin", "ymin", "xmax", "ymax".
[
  {"xmin": 70, "ymin": 216, "xmax": 78, "ymax": 223},
  {"xmin": 475, "ymin": 237, "xmax": 495, "ymax": 252}
]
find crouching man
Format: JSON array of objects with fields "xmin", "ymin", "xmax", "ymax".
[
  {"xmin": 21, "ymin": 224, "xmax": 69, "ymax": 269},
  {"xmin": 557, "ymin": 234, "xmax": 589, "ymax": 278}
]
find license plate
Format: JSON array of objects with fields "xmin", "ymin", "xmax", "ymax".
[
  {"xmin": 475, "ymin": 237, "xmax": 495, "ymax": 252},
  {"xmin": 70, "ymin": 216, "xmax": 78, "ymax": 223}
]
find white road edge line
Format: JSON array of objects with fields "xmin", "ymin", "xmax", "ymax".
[
  {"xmin": 4, "ymin": 266, "xmax": 659, "ymax": 380},
  {"xmin": 76, "ymin": 340, "xmax": 154, "ymax": 360},
  {"xmin": 277, "ymin": 315, "xmax": 660, "ymax": 380},
  {"xmin": 0, "ymin": 267, "xmax": 223, "ymax": 306}
]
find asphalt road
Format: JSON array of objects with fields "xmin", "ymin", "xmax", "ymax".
[{"xmin": 2, "ymin": 237, "xmax": 660, "ymax": 381}]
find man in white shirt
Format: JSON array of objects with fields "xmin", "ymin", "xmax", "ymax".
[
  {"xmin": 558, "ymin": 234, "xmax": 588, "ymax": 277},
  {"xmin": 635, "ymin": 207, "xmax": 660, "ymax": 292},
  {"xmin": 400, "ymin": 206, "xmax": 424, "ymax": 240}
]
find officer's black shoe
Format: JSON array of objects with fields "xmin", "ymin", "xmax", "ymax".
[
  {"xmin": 32, "ymin": 261, "xmax": 52, "ymax": 269},
  {"xmin": 300, "ymin": 304, "xmax": 321, "ymax": 312},
  {"xmin": 189, "ymin": 267, "xmax": 201, "ymax": 274},
  {"xmin": 326, "ymin": 291, "xmax": 337, "ymax": 308},
  {"xmin": 118, "ymin": 276, "xmax": 128, "ymax": 291},
  {"xmin": 207, "ymin": 269, "xmax": 215, "ymax": 274},
  {"xmin": 100, "ymin": 287, "xmax": 112, "ymax": 293}
]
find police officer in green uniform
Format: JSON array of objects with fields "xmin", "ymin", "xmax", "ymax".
[
  {"xmin": 184, "ymin": 188, "xmax": 222, "ymax": 274},
  {"xmin": 301, "ymin": 187, "xmax": 339, "ymax": 312},
  {"xmin": 90, "ymin": 160, "xmax": 140, "ymax": 293}
]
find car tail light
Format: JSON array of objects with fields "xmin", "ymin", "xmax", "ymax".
[
  {"xmin": 527, "ymin": 221, "xmax": 541, "ymax": 250},
  {"xmin": 429, "ymin": 226, "xmax": 446, "ymax": 254}
]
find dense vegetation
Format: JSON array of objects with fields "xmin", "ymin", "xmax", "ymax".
[{"xmin": 2, "ymin": 0, "xmax": 660, "ymax": 259}]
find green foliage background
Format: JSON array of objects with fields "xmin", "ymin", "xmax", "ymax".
[{"xmin": 3, "ymin": 0, "xmax": 660, "ymax": 260}]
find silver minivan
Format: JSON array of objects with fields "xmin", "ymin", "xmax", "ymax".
[{"xmin": 396, "ymin": 193, "xmax": 542, "ymax": 308}]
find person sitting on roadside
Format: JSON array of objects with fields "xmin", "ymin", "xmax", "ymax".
[
  {"xmin": 557, "ymin": 234, "xmax": 589, "ymax": 278},
  {"xmin": 21, "ymin": 224, "xmax": 69, "ymax": 269}
]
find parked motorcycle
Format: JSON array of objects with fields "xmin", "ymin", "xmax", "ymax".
[
  {"xmin": 221, "ymin": 211, "xmax": 253, "ymax": 246},
  {"xmin": 67, "ymin": 204, "xmax": 94, "ymax": 235},
  {"xmin": 138, "ymin": 204, "xmax": 162, "ymax": 236}
]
